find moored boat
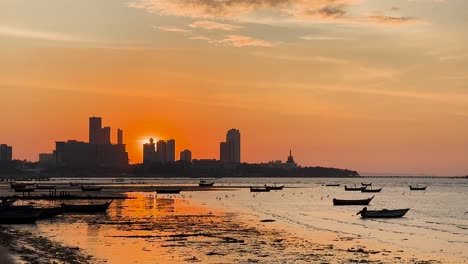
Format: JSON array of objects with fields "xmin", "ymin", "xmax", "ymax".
[
  {"xmin": 250, "ymin": 187, "xmax": 270, "ymax": 192},
  {"xmin": 357, "ymin": 207, "xmax": 410, "ymax": 218},
  {"xmin": 344, "ymin": 185, "xmax": 366, "ymax": 191},
  {"xmin": 324, "ymin": 184, "xmax": 340, "ymax": 187},
  {"xmin": 61, "ymin": 200, "xmax": 112, "ymax": 213},
  {"xmin": 81, "ymin": 185, "xmax": 103, "ymax": 191},
  {"xmin": 409, "ymin": 185, "xmax": 427, "ymax": 191},
  {"xmin": 361, "ymin": 182, "xmax": 372, "ymax": 187},
  {"xmin": 36, "ymin": 184, "xmax": 56, "ymax": 190},
  {"xmin": 0, "ymin": 211, "xmax": 40, "ymax": 224},
  {"xmin": 333, "ymin": 196, "xmax": 374, "ymax": 206},
  {"xmin": 155, "ymin": 188, "xmax": 182, "ymax": 194},
  {"xmin": 3, "ymin": 206, "xmax": 63, "ymax": 219},
  {"xmin": 14, "ymin": 187, "xmax": 36, "ymax": 192},
  {"xmin": 199, "ymin": 180, "xmax": 214, "ymax": 187},
  {"xmin": 265, "ymin": 185, "xmax": 284, "ymax": 191},
  {"xmin": 361, "ymin": 187, "xmax": 382, "ymax": 193}
]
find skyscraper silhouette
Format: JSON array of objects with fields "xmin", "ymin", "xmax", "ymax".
[
  {"xmin": 166, "ymin": 139, "xmax": 175, "ymax": 163},
  {"xmin": 219, "ymin": 129, "xmax": 241, "ymax": 163}
]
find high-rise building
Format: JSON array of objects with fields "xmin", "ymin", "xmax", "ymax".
[
  {"xmin": 226, "ymin": 129, "xmax": 241, "ymax": 163},
  {"xmin": 219, "ymin": 129, "xmax": 241, "ymax": 163},
  {"xmin": 220, "ymin": 142, "xmax": 229, "ymax": 162},
  {"xmin": 166, "ymin": 139, "xmax": 175, "ymax": 163},
  {"xmin": 117, "ymin": 129, "xmax": 123, "ymax": 145},
  {"xmin": 156, "ymin": 140, "xmax": 167, "ymax": 163},
  {"xmin": 0, "ymin": 144, "xmax": 13, "ymax": 161},
  {"xmin": 89, "ymin": 117, "xmax": 102, "ymax": 144},
  {"xmin": 180, "ymin": 149, "xmax": 192, "ymax": 162},
  {"xmin": 143, "ymin": 138, "xmax": 156, "ymax": 164}
]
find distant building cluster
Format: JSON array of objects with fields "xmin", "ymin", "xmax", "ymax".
[
  {"xmin": 179, "ymin": 149, "xmax": 192, "ymax": 162},
  {"xmin": 220, "ymin": 129, "xmax": 241, "ymax": 163},
  {"xmin": 262, "ymin": 150, "xmax": 297, "ymax": 170},
  {"xmin": 40, "ymin": 117, "xmax": 128, "ymax": 168},
  {"xmin": 0, "ymin": 144, "xmax": 13, "ymax": 161},
  {"xmin": 143, "ymin": 138, "xmax": 176, "ymax": 164}
]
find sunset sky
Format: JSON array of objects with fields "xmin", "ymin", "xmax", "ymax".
[{"xmin": 1, "ymin": 0, "xmax": 467, "ymax": 175}]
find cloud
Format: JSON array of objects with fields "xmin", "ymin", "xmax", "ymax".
[
  {"xmin": 153, "ymin": 26, "xmax": 191, "ymax": 33},
  {"xmin": 128, "ymin": 0, "xmax": 360, "ymax": 22},
  {"xmin": 367, "ymin": 15, "xmax": 425, "ymax": 25},
  {"xmin": 300, "ymin": 35, "xmax": 353, "ymax": 41},
  {"xmin": 0, "ymin": 25, "xmax": 97, "ymax": 42},
  {"xmin": 222, "ymin": 35, "xmax": 273, "ymax": 47},
  {"xmin": 189, "ymin": 20, "xmax": 243, "ymax": 31}
]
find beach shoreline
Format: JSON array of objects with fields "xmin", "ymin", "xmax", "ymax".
[{"xmin": 0, "ymin": 193, "xmax": 456, "ymax": 263}]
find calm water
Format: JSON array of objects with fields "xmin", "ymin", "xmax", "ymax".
[{"xmin": 4, "ymin": 177, "xmax": 468, "ymax": 263}]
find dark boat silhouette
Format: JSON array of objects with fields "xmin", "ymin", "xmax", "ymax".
[
  {"xmin": 14, "ymin": 187, "xmax": 36, "ymax": 192},
  {"xmin": 265, "ymin": 185, "xmax": 284, "ymax": 190},
  {"xmin": 361, "ymin": 182, "xmax": 372, "ymax": 186},
  {"xmin": 344, "ymin": 185, "xmax": 366, "ymax": 191},
  {"xmin": 61, "ymin": 200, "xmax": 112, "ymax": 213},
  {"xmin": 4, "ymin": 206, "xmax": 63, "ymax": 219},
  {"xmin": 199, "ymin": 180, "xmax": 214, "ymax": 187},
  {"xmin": 36, "ymin": 184, "xmax": 56, "ymax": 190},
  {"xmin": 324, "ymin": 184, "xmax": 340, "ymax": 187},
  {"xmin": 357, "ymin": 207, "xmax": 410, "ymax": 218},
  {"xmin": 333, "ymin": 196, "xmax": 374, "ymax": 206},
  {"xmin": 409, "ymin": 185, "xmax": 427, "ymax": 191},
  {"xmin": 361, "ymin": 187, "xmax": 382, "ymax": 193},
  {"xmin": 81, "ymin": 185, "xmax": 103, "ymax": 191},
  {"xmin": 0, "ymin": 211, "xmax": 40, "ymax": 224},
  {"xmin": 155, "ymin": 188, "xmax": 182, "ymax": 194},
  {"xmin": 250, "ymin": 187, "xmax": 270, "ymax": 192}
]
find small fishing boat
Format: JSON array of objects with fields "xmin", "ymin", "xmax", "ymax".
[
  {"xmin": 3, "ymin": 206, "xmax": 63, "ymax": 219},
  {"xmin": 199, "ymin": 180, "xmax": 215, "ymax": 187},
  {"xmin": 0, "ymin": 211, "xmax": 40, "ymax": 224},
  {"xmin": 361, "ymin": 187, "xmax": 382, "ymax": 193},
  {"xmin": 361, "ymin": 182, "xmax": 372, "ymax": 187},
  {"xmin": 10, "ymin": 182, "xmax": 33, "ymax": 189},
  {"xmin": 333, "ymin": 196, "xmax": 374, "ymax": 206},
  {"xmin": 265, "ymin": 185, "xmax": 285, "ymax": 191},
  {"xmin": 36, "ymin": 184, "xmax": 56, "ymax": 190},
  {"xmin": 14, "ymin": 187, "xmax": 36, "ymax": 192},
  {"xmin": 81, "ymin": 185, "xmax": 103, "ymax": 191},
  {"xmin": 250, "ymin": 187, "xmax": 270, "ymax": 192},
  {"xmin": 61, "ymin": 201, "xmax": 112, "ymax": 213},
  {"xmin": 409, "ymin": 185, "xmax": 427, "ymax": 191},
  {"xmin": 344, "ymin": 185, "xmax": 366, "ymax": 191},
  {"xmin": 357, "ymin": 207, "xmax": 410, "ymax": 218},
  {"xmin": 324, "ymin": 184, "xmax": 340, "ymax": 187},
  {"xmin": 155, "ymin": 188, "xmax": 182, "ymax": 194}
]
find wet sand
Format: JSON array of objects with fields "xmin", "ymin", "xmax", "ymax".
[{"xmin": 0, "ymin": 193, "xmax": 447, "ymax": 263}]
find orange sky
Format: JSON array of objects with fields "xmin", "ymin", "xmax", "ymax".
[{"xmin": 1, "ymin": 0, "xmax": 468, "ymax": 175}]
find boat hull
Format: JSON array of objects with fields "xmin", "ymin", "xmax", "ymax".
[
  {"xmin": 81, "ymin": 186, "xmax": 103, "ymax": 191},
  {"xmin": 360, "ymin": 208, "xmax": 410, "ymax": 218},
  {"xmin": 266, "ymin": 185, "xmax": 284, "ymax": 191},
  {"xmin": 333, "ymin": 196, "xmax": 374, "ymax": 206},
  {"xmin": 344, "ymin": 186, "xmax": 366, "ymax": 191},
  {"xmin": 61, "ymin": 201, "xmax": 112, "ymax": 213},
  {"xmin": 250, "ymin": 187, "xmax": 270, "ymax": 192},
  {"xmin": 0, "ymin": 211, "xmax": 39, "ymax": 224},
  {"xmin": 155, "ymin": 189, "xmax": 182, "ymax": 194},
  {"xmin": 361, "ymin": 188, "xmax": 382, "ymax": 193}
]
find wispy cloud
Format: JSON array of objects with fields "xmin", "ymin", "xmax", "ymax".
[
  {"xmin": 253, "ymin": 52, "xmax": 349, "ymax": 64},
  {"xmin": 153, "ymin": 26, "xmax": 191, "ymax": 33},
  {"xmin": 0, "ymin": 25, "xmax": 97, "ymax": 43},
  {"xmin": 221, "ymin": 35, "xmax": 273, "ymax": 47},
  {"xmin": 189, "ymin": 20, "xmax": 243, "ymax": 31},
  {"xmin": 367, "ymin": 15, "xmax": 426, "ymax": 25},
  {"xmin": 300, "ymin": 35, "xmax": 354, "ymax": 41}
]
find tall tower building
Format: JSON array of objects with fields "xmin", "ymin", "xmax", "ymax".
[
  {"xmin": 220, "ymin": 142, "xmax": 229, "ymax": 161},
  {"xmin": 143, "ymin": 138, "xmax": 156, "ymax": 164},
  {"xmin": 226, "ymin": 129, "xmax": 241, "ymax": 163},
  {"xmin": 180, "ymin": 149, "xmax": 192, "ymax": 162},
  {"xmin": 117, "ymin": 129, "xmax": 123, "ymax": 145},
  {"xmin": 156, "ymin": 140, "xmax": 167, "ymax": 163},
  {"xmin": 89, "ymin": 117, "xmax": 102, "ymax": 144},
  {"xmin": 0, "ymin": 144, "xmax": 12, "ymax": 161},
  {"xmin": 166, "ymin": 139, "xmax": 175, "ymax": 163}
]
